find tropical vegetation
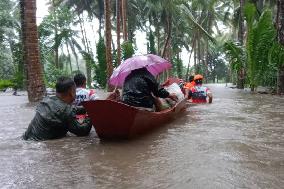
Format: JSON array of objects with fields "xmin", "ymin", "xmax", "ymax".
[{"xmin": 0, "ymin": 0, "xmax": 283, "ymax": 102}]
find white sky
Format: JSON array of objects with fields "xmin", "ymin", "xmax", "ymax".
[{"xmin": 36, "ymin": 0, "xmax": 195, "ymax": 67}]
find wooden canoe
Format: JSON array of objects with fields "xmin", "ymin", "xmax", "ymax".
[{"xmin": 82, "ymin": 99, "xmax": 187, "ymax": 139}]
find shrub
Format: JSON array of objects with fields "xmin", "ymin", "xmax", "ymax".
[{"xmin": 0, "ymin": 80, "xmax": 15, "ymax": 90}]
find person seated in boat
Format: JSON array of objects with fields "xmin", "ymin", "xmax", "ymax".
[
  {"xmin": 22, "ymin": 76, "xmax": 92, "ymax": 141},
  {"xmin": 73, "ymin": 73, "xmax": 99, "ymax": 106},
  {"xmin": 184, "ymin": 75, "xmax": 195, "ymax": 99},
  {"xmin": 121, "ymin": 67, "xmax": 178, "ymax": 111},
  {"xmin": 106, "ymin": 89, "xmax": 121, "ymax": 101},
  {"xmin": 188, "ymin": 74, "xmax": 213, "ymax": 103}
]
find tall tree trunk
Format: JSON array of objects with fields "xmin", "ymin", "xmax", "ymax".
[
  {"xmin": 116, "ymin": 0, "xmax": 121, "ymax": 65},
  {"xmin": 66, "ymin": 42, "xmax": 72, "ymax": 73},
  {"xmin": 277, "ymin": 0, "xmax": 284, "ymax": 94},
  {"xmin": 98, "ymin": 0, "xmax": 104, "ymax": 37},
  {"xmin": 79, "ymin": 14, "xmax": 92, "ymax": 87},
  {"xmin": 186, "ymin": 36, "xmax": 196, "ymax": 80},
  {"xmin": 104, "ymin": 0, "xmax": 114, "ymax": 91},
  {"xmin": 237, "ymin": 0, "xmax": 245, "ymax": 89},
  {"xmin": 78, "ymin": 15, "xmax": 87, "ymax": 50},
  {"xmin": 205, "ymin": 11, "xmax": 213, "ymax": 83},
  {"xmin": 69, "ymin": 41, "xmax": 79, "ymax": 71},
  {"xmin": 194, "ymin": 44, "xmax": 197, "ymax": 74},
  {"xmin": 197, "ymin": 31, "xmax": 201, "ymax": 74},
  {"xmin": 162, "ymin": 15, "xmax": 172, "ymax": 58},
  {"xmin": 52, "ymin": 0, "xmax": 59, "ymax": 68},
  {"xmin": 156, "ymin": 22, "xmax": 161, "ymax": 56},
  {"xmin": 121, "ymin": 0, "xmax": 128, "ymax": 41},
  {"xmin": 20, "ymin": 0, "xmax": 45, "ymax": 102},
  {"xmin": 257, "ymin": 0, "xmax": 264, "ymax": 13},
  {"xmin": 239, "ymin": 0, "xmax": 245, "ymax": 45},
  {"xmin": 82, "ymin": 18, "xmax": 92, "ymax": 87}
]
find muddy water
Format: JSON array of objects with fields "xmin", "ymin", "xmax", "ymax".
[{"xmin": 0, "ymin": 84, "xmax": 283, "ymax": 189}]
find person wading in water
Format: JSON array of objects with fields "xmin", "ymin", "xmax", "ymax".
[
  {"xmin": 188, "ymin": 74, "xmax": 213, "ymax": 103},
  {"xmin": 22, "ymin": 76, "xmax": 92, "ymax": 141}
]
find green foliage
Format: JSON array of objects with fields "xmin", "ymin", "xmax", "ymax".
[
  {"xmin": 12, "ymin": 70, "xmax": 24, "ymax": 89},
  {"xmin": 148, "ymin": 30, "xmax": 156, "ymax": 54},
  {"xmin": 245, "ymin": 6, "xmax": 276, "ymax": 89},
  {"xmin": 266, "ymin": 42, "xmax": 284, "ymax": 87},
  {"xmin": 0, "ymin": 80, "xmax": 14, "ymax": 90},
  {"xmin": 44, "ymin": 63, "xmax": 68, "ymax": 88},
  {"xmin": 94, "ymin": 37, "xmax": 107, "ymax": 88},
  {"xmin": 171, "ymin": 56, "xmax": 184, "ymax": 78},
  {"xmin": 207, "ymin": 51, "xmax": 228, "ymax": 83},
  {"xmin": 223, "ymin": 41, "xmax": 247, "ymax": 85},
  {"xmin": 112, "ymin": 48, "xmax": 119, "ymax": 68},
  {"xmin": 224, "ymin": 41, "xmax": 246, "ymax": 72},
  {"xmin": 121, "ymin": 41, "xmax": 135, "ymax": 60},
  {"xmin": 82, "ymin": 51, "xmax": 95, "ymax": 70},
  {"xmin": 38, "ymin": 5, "xmax": 81, "ymax": 71},
  {"xmin": 244, "ymin": 3, "xmax": 257, "ymax": 29},
  {"xmin": 0, "ymin": 46, "xmax": 15, "ymax": 80},
  {"xmin": 269, "ymin": 43, "xmax": 284, "ymax": 68},
  {"xmin": 0, "ymin": 0, "xmax": 20, "ymax": 82}
]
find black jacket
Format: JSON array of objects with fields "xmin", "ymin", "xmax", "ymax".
[
  {"xmin": 121, "ymin": 68, "xmax": 169, "ymax": 108},
  {"xmin": 23, "ymin": 96, "xmax": 92, "ymax": 141}
]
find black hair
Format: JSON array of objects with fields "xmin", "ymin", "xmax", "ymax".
[
  {"xmin": 74, "ymin": 73, "xmax": 86, "ymax": 86},
  {"xmin": 189, "ymin": 76, "xmax": 194, "ymax": 82},
  {"xmin": 55, "ymin": 76, "xmax": 75, "ymax": 93},
  {"xmin": 195, "ymin": 79, "xmax": 203, "ymax": 85}
]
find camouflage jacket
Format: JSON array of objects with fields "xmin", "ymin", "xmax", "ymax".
[{"xmin": 23, "ymin": 96, "xmax": 92, "ymax": 140}]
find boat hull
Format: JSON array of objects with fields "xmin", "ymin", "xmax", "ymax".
[{"xmin": 82, "ymin": 99, "xmax": 186, "ymax": 139}]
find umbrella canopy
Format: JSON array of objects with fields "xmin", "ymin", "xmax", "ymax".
[{"xmin": 109, "ymin": 54, "xmax": 172, "ymax": 87}]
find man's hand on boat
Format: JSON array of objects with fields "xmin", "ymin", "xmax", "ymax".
[
  {"xmin": 207, "ymin": 92, "xmax": 213, "ymax": 103},
  {"xmin": 168, "ymin": 93, "xmax": 178, "ymax": 102},
  {"xmin": 106, "ymin": 89, "xmax": 121, "ymax": 101}
]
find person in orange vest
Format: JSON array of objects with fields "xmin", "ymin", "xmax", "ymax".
[
  {"xmin": 184, "ymin": 75, "xmax": 195, "ymax": 99},
  {"xmin": 188, "ymin": 74, "xmax": 212, "ymax": 103}
]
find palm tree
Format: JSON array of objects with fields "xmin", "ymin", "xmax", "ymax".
[
  {"xmin": 116, "ymin": 0, "xmax": 121, "ymax": 65},
  {"xmin": 20, "ymin": 0, "xmax": 45, "ymax": 102},
  {"xmin": 122, "ymin": 0, "xmax": 128, "ymax": 41},
  {"xmin": 238, "ymin": 0, "xmax": 245, "ymax": 89},
  {"xmin": 104, "ymin": 0, "xmax": 113, "ymax": 91}
]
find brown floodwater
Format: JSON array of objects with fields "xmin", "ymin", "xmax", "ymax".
[{"xmin": 0, "ymin": 84, "xmax": 283, "ymax": 189}]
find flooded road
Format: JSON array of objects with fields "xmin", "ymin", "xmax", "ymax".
[{"xmin": 0, "ymin": 84, "xmax": 283, "ymax": 189}]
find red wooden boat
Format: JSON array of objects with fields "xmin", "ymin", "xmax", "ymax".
[{"xmin": 82, "ymin": 99, "xmax": 187, "ymax": 139}]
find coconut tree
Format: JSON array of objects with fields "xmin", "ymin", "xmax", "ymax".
[
  {"xmin": 116, "ymin": 0, "xmax": 121, "ymax": 65},
  {"xmin": 104, "ymin": 0, "xmax": 113, "ymax": 91},
  {"xmin": 20, "ymin": 0, "xmax": 45, "ymax": 102},
  {"xmin": 121, "ymin": 0, "xmax": 128, "ymax": 41},
  {"xmin": 236, "ymin": 0, "xmax": 245, "ymax": 88}
]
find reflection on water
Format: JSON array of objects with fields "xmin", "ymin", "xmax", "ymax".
[{"xmin": 0, "ymin": 85, "xmax": 283, "ymax": 188}]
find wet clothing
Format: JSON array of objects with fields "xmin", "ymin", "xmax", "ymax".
[
  {"xmin": 23, "ymin": 96, "xmax": 92, "ymax": 141},
  {"xmin": 74, "ymin": 88, "xmax": 99, "ymax": 106},
  {"xmin": 184, "ymin": 81, "xmax": 196, "ymax": 90},
  {"xmin": 190, "ymin": 85, "xmax": 210, "ymax": 103},
  {"xmin": 121, "ymin": 68, "xmax": 170, "ymax": 109}
]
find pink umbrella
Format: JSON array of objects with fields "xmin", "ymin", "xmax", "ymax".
[{"xmin": 109, "ymin": 54, "xmax": 172, "ymax": 87}]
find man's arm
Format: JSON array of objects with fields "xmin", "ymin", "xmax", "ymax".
[
  {"xmin": 206, "ymin": 88, "xmax": 213, "ymax": 103},
  {"xmin": 66, "ymin": 108, "xmax": 92, "ymax": 136},
  {"xmin": 144, "ymin": 74, "xmax": 169, "ymax": 98},
  {"xmin": 89, "ymin": 89, "xmax": 100, "ymax": 100}
]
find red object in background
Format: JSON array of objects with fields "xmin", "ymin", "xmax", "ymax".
[
  {"xmin": 82, "ymin": 99, "xmax": 187, "ymax": 139},
  {"xmin": 161, "ymin": 77, "xmax": 181, "ymax": 87}
]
